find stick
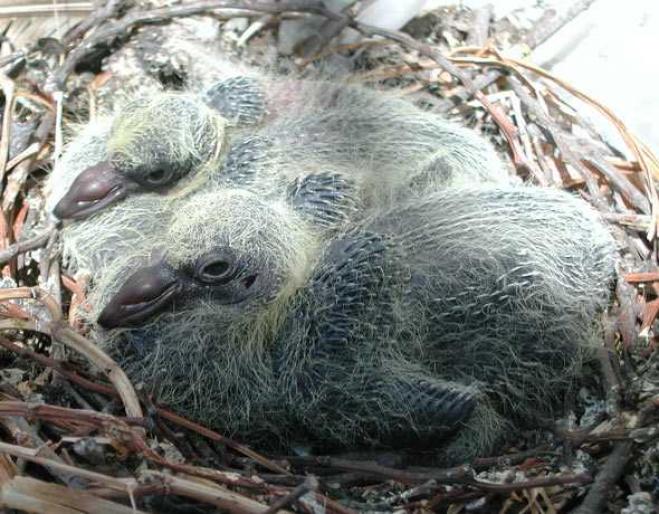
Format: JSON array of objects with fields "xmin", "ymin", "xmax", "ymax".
[
  {"xmin": 47, "ymin": 1, "xmax": 336, "ymax": 91},
  {"xmin": 436, "ymin": 0, "xmax": 600, "ymax": 112},
  {"xmin": 571, "ymin": 442, "xmax": 633, "ymax": 514},
  {"xmin": 263, "ymin": 477, "xmax": 318, "ymax": 514},
  {"xmin": 0, "ymin": 226, "xmax": 56, "ymax": 265},
  {"xmin": 0, "ymin": 287, "xmax": 143, "ymax": 420},
  {"xmin": 467, "ymin": 4, "xmax": 493, "ymax": 47}
]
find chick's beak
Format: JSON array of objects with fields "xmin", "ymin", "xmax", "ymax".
[
  {"xmin": 53, "ymin": 161, "xmax": 128, "ymax": 220},
  {"xmin": 98, "ymin": 263, "xmax": 179, "ymax": 329}
]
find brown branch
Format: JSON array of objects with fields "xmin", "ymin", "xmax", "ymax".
[
  {"xmin": 286, "ymin": 455, "xmax": 591, "ymax": 495},
  {"xmin": 556, "ymin": 420, "xmax": 659, "ymax": 447},
  {"xmin": 473, "ymin": 472, "xmax": 591, "ymax": 493},
  {"xmin": 62, "ymin": 0, "xmax": 125, "ymax": 45},
  {"xmin": 285, "ymin": 455, "xmax": 475, "ymax": 486},
  {"xmin": 47, "ymin": 0, "xmax": 337, "ymax": 91},
  {"xmin": 0, "ymin": 415, "xmax": 81, "ymax": 486},
  {"xmin": 0, "ymin": 400, "xmax": 146, "ymax": 430},
  {"xmin": 156, "ymin": 408, "xmax": 291, "ymax": 476},
  {"xmin": 0, "ymin": 441, "xmax": 280, "ymax": 514},
  {"xmin": 506, "ymin": 77, "xmax": 613, "ymax": 209},
  {"xmin": 584, "ymin": 157, "xmax": 650, "ymax": 214},
  {"xmin": 0, "ymin": 226, "xmax": 57, "ymax": 266},
  {"xmin": 623, "ymin": 271, "xmax": 659, "ymax": 284},
  {"xmin": 0, "ymin": 440, "xmax": 138, "ymax": 493},
  {"xmin": 0, "ymin": 398, "xmax": 279, "ymax": 492},
  {"xmin": 0, "ymin": 287, "xmax": 143, "ymax": 420},
  {"xmin": 346, "ymin": 22, "xmax": 534, "ymax": 171},
  {"xmin": 471, "ymin": 445, "xmax": 554, "ymax": 470},
  {"xmin": 0, "ymin": 475, "xmax": 146, "ymax": 514},
  {"xmin": 297, "ymin": 0, "xmax": 359, "ymax": 58},
  {"xmin": 263, "ymin": 476, "xmax": 318, "ymax": 514},
  {"xmin": 0, "ymin": 336, "xmax": 116, "ymax": 396},
  {"xmin": 0, "ymin": 333, "xmax": 292, "ymax": 478},
  {"xmin": 571, "ymin": 442, "xmax": 633, "ymax": 514},
  {"xmin": 436, "ymin": 0, "xmax": 600, "ymax": 112},
  {"xmin": 141, "ymin": 471, "xmax": 290, "ymax": 514}
]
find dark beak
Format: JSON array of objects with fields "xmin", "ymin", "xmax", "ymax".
[
  {"xmin": 53, "ymin": 161, "xmax": 129, "ymax": 220},
  {"xmin": 98, "ymin": 262, "xmax": 179, "ymax": 329}
]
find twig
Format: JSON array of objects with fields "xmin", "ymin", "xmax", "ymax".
[
  {"xmin": 237, "ymin": 15, "xmax": 274, "ymax": 46},
  {"xmin": 0, "ymin": 226, "xmax": 56, "ymax": 265},
  {"xmin": 141, "ymin": 471, "xmax": 291, "ymax": 514},
  {"xmin": 0, "ymin": 337, "xmax": 113, "ymax": 396},
  {"xmin": 0, "ymin": 416, "xmax": 81, "ymax": 486},
  {"xmin": 0, "ymin": 287, "xmax": 143, "ymax": 420},
  {"xmin": 0, "ymin": 334, "xmax": 293, "ymax": 478},
  {"xmin": 466, "ymin": 4, "xmax": 492, "ymax": 47},
  {"xmin": 471, "ymin": 445, "xmax": 554, "ymax": 470},
  {"xmin": 350, "ymin": 22, "xmax": 528, "ymax": 165},
  {"xmin": 62, "ymin": 0, "xmax": 124, "ymax": 45},
  {"xmin": 0, "ymin": 52, "xmax": 25, "ymax": 71},
  {"xmin": 285, "ymin": 455, "xmax": 475, "ymax": 486},
  {"xmin": 298, "ymin": 0, "xmax": 359, "ymax": 58},
  {"xmin": 463, "ymin": 472, "xmax": 591, "ymax": 494},
  {"xmin": 0, "ymin": 3, "xmax": 93, "ymax": 18},
  {"xmin": 570, "ymin": 442, "xmax": 633, "ymax": 514},
  {"xmin": 585, "ymin": 157, "xmax": 651, "ymax": 214},
  {"xmin": 623, "ymin": 271, "xmax": 659, "ymax": 284},
  {"xmin": 0, "ymin": 440, "xmax": 137, "ymax": 492},
  {"xmin": 156, "ymin": 408, "xmax": 291, "ymax": 476},
  {"xmin": 0, "ymin": 73, "xmax": 15, "ymax": 183},
  {"xmin": 52, "ymin": 324, "xmax": 143, "ymax": 419},
  {"xmin": 5, "ymin": 140, "xmax": 41, "ymax": 171},
  {"xmin": 0, "ymin": 475, "xmax": 144, "ymax": 514},
  {"xmin": 263, "ymin": 476, "xmax": 318, "ymax": 514},
  {"xmin": 507, "ymin": 76, "xmax": 611, "ymax": 209},
  {"xmin": 436, "ymin": 0, "xmax": 600, "ymax": 112},
  {"xmin": 47, "ymin": 0, "xmax": 336, "ymax": 91},
  {"xmin": 0, "ymin": 399, "xmax": 146, "ymax": 428}
]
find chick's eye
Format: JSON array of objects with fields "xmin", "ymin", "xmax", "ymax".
[
  {"xmin": 196, "ymin": 259, "xmax": 233, "ymax": 284},
  {"xmin": 144, "ymin": 168, "xmax": 173, "ymax": 187}
]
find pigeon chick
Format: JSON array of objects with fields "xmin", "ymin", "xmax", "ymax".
[
  {"xmin": 50, "ymin": 76, "xmax": 509, "ymax": 221},
  {"xmin": 95, "ymin": 184, "xmax": 616, "ymax": 461}
]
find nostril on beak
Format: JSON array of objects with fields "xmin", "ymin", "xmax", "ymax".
[{"xmin": 242, "ymin": 274, "xmax": 257, "ymax": 289}]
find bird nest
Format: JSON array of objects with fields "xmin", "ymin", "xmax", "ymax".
[{"xmin": 0, "ymin": 1, "xmax": 656, "ymax": 513}]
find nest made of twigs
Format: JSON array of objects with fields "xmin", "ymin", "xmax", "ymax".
[{"xmin": 0, "ymin": 2, "xmax": 656, "ymax": 513}]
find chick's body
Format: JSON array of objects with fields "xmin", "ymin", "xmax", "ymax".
[{"xmin": 96, "ymin": 185, "xmax": 616, "ymax": 460}]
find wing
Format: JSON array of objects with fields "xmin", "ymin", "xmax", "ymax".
[
  {"xmin": 203, "ymin": 76, "xmax": 266, "ymax": 125},
  {"xmin": 287, "ymin": 172, "xmax": 361, "ymax": 231},
  {"xmin": 218, "ymin": 134, "xmax": 273, "ymax": 186},
  {"xmin": 276, "ymin": 230, "xmax": 476, "ymax": 446}
]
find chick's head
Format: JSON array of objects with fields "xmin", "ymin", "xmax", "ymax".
[
  {"xmin": 54, "ymin": 94, "xmax": 226, "ymax": 220},
  {"xmin": 98, "ymin": 189, "xmax": 315, "ymax": 329}
]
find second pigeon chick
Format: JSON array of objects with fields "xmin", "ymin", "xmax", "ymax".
[
  {"xmin": 95, "ymin": 184, "xmax": 616, "ymax": 461},
  {"xmin": 51, "ymin": 77, "xmax": 509, "ymax": 220}
]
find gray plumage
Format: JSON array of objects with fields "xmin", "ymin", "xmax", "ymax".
[{"xmin": 95, "ymin": 184, "xmax": 616, "ymax": 461}]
